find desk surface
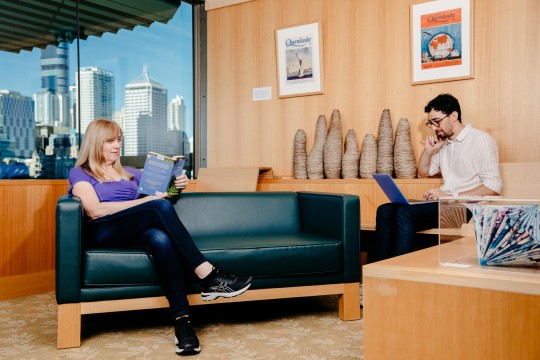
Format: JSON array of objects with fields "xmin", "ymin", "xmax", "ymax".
[
  {"xmin": 363, "ymin": 236, "xmax": 540, "ymax": 296},
  {"xmin": 363, "ymin": 237, "xmax": 540, "ymax": 360}
]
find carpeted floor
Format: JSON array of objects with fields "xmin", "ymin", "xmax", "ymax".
[{"xmin": 0, "ymin": 292, "xmax": 364, "ymax": 359}]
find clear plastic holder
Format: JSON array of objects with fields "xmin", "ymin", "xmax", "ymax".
[{"xmin": 438, "ymin": 196, "xmax": 540, "ymax": 274}]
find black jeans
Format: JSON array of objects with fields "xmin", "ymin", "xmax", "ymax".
[
  {"xmin": 84, "ymin": 199, "xmax": 207, "ymax": 319},
  {"xmin": 370, "ymin": 202, "xmax": 439, "ymax": 263}
]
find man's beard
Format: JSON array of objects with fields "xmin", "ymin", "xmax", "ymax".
[{"xmin": 436, "ymin": 130, "xmax": 453, "ymax": 140}]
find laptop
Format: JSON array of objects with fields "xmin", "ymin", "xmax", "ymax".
[{"xmin": 372, "ymin": 173, "xmax": 434, "ymax": 205}]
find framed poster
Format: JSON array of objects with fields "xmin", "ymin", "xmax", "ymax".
[
  {"xmin": 275, "ymin": 21, "xmax": 324, "ymax": 98},
  {"xmin": 410, "ymin": 0, "xmax": 473, "ymax": 85}
]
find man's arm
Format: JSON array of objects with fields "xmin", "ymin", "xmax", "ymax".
[
  {"xmin": 417, "ymin": 150, "xmax": 434, "ymax": 178},
  {"xmin": 418, "ymin": 135, "xmax": 445, "ymax": 178},
  {"xmin": 471, "ymin": 133, "xmax": 502, "ymax": 195},
  {"xmin": 457, "ymin": 184, "xmax": 499, "ymax": 197}
]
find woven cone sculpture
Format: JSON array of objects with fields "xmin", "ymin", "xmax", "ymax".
[
  {"xmin": 323, "ymin": 109, "xmax": 343, "ymax": 179},
  {"xmin": 307, "ymin": 115, "xmax": 327, "ymax": 179},
  {"xmin": 376, "ymin": 109, "xmax": 394, "ymax": 176},
  {"xmin": 359, "ymin": 134, "xmax": 377, "ymax": 178},
  {"xmin": 342, "ymin": 129, "xmax": 360, "ymax": 179},
  {"xmin": 393, "ymin": 118, "xmax": 417, "ymax": 178},
  {"xmin": 293, "ymin": 129, "xmax": 308, "ymax": 179}
]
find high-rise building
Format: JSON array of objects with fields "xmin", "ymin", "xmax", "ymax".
[
  {"xmin": 40, "ymin": 43, "xmax": 70, "ymax": 94},
  {"xmin": 166, "ymin": 95, "xmax": 189, "ymax": 156},
  {"xmin": 167, "ymin": 95, "xmax": 187, "ymax": 132},
  {"xmin": 35, "ymin": 43, "xmax": 71, "ymax": 128},
  {"xmin": 72, "ymin": 67, "xmax": 115, "ymax": 134},
  {"xmin": 123, "ymin": 66, "xmax": 167, "ymax": 156},
  {"xmin": 0, "ymin": 90, "xmax": 36, "ymax": 159}
]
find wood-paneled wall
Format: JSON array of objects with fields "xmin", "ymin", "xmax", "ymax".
[
  {"xmin": 257, "ymin": 177, "xmax": 443, "ymax": 229},
  {"xmin": 0, "ymin": 180, "xmax": 200, "ymax": 299},
  {"xmin": 206, "ymin": 0, "xmax": 540, "ymax": 175},
  {"xmin": 0, "ymin": 180, "xmax": 68, "ymax": 278},
  {"xmin": 4, "ymin": 0, "xmax": 540, "ymax": 298}
]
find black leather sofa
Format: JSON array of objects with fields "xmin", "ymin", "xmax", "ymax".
[{"xmin": 56, "ymin": 191, "xmax": 361, "ymax": 348}]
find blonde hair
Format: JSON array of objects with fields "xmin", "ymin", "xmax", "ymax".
[{"xmin": 75, "ymin": 119, "xmax": 134, "ymax": 182}]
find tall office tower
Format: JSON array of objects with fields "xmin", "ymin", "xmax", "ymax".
[
  {"xmin": 35, "ymin": 43, "xmax": 71, "ymax": 127},
  {"xmin": 72, "ymin": 67, "xmax": 115, "ymax": 135},
  {"xmin": 166, "ymin": 95, "xmax": 188, "ymax": 156},
  {"xmin": 167, "ymin": 95, "xmax": 186, "ymax": 131},
  {"xmin": 123, "ymin": 66, "xmax": 168, "ymax": 156},
  {"xmin": 0, "ymin": 90, "xmax": 36, "ymax": 159}
]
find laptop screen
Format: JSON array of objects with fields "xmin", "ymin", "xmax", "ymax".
[{"xmin": 372, "ymin": 174, "xmax": 415, "ymax": 205}]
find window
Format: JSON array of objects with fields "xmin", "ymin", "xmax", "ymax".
[{"xmin": 0, "ymin": 1, "xmax": 195, "ymax": 179}]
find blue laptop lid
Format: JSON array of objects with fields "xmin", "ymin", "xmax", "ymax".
[{"xmin": 372, "ymin": 173, "xmax": 410, "ymax": 205}]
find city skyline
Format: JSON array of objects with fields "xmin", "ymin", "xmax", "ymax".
[{"xmin": 0, "ymin": 4, "xmax": 194, "ymax": 128}]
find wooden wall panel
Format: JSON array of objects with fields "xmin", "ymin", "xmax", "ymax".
[
  {"xmin": 257, "ymin": 178, "xmax": 443, "ymax": 229},
  {"xmin": 205, "ymin": 0, "xmax": 252, "ymax": 11},
  {"xmin": 206, "ymin": 0, "xmax": 540, "ymax": 176},
  {"xmin": 0, "ymin": 180, "xmax": 68, "ymax": 277}
]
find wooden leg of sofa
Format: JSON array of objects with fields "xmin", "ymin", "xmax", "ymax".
[
  {"xmin": 57, "ymin": 303, "xmax": 82, "ymax": 349},
  {"xmin": 339, "ymin": 282, "xmax": 361, "ymax": 321}
]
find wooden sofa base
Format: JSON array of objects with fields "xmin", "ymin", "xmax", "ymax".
[{"xmin": 57, "ymin": 283, "xmax": 361, "ymax": 349}]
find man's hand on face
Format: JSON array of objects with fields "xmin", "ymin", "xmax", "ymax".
[{"xmin": 424, "ymin": 135, "xmax": 446, "ymax": 152}]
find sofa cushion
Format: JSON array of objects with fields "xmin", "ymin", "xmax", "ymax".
[
  {"xmin": 83, "ymin": 233, "xmax": 343, "ymax": 286},
  {"xmin": 83, "ymin": 249, "xmax": 159, "ymax": 286},
  {"xmin": 194, "ymin": 233, "xmax": 343, "ymax": 276},
  {"xmin": 174, "ymin": 192, "xmax": 302, "ymax": 237}
]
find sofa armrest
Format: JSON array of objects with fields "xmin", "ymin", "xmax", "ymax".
[
  {"xmin": 56, "ymin": 195, "xmax": 83, "ymax": 304},
  {"xmin": 298, "ymin": 192, "xmax": 360, "ymax": 283}
]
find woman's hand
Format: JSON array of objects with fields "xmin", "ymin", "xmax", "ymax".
[{"xmin": 174, "ymin": 174, "xmax": 189, "ymax": 190}]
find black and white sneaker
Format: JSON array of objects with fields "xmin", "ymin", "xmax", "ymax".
[
  {"xmin": 175, "ymin": 317, "xmax": 200, "ymax": 356},
  {"xmin": 200, "ymin": 266, "xmax": 253, "ymax": 301}
]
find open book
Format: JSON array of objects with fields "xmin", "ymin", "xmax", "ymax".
[{"xmin": 138, "ymin": 152, "xmax": 185, "ymax": 196}]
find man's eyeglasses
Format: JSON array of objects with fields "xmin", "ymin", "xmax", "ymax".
[{"xmin": 425, "ymin": 114, "xmax": 450, "ymax": 128}]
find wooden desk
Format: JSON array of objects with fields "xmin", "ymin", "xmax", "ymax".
[{"xmin": 363, "ymin": 237, "xmax": 540, "ymax": 360}]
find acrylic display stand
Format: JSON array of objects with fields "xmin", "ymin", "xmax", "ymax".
[{"xmin": 438, "ymin": 196, "xmax": 540, "ymax": 274}]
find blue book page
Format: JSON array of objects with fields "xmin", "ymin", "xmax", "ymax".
[{"xmin": 138, "ymin": 153, "xmax": 175, "ymax": 196}]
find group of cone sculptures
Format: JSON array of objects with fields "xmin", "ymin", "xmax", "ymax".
[{"xmin": 293, "ymin": 109, "xmax": 418, "ymax": 179}]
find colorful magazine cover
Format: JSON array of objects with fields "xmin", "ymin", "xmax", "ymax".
[
  {"xmin": 420, "ymin": 7, "xmax": 463, "ymax": 70},
  {"xmin": 468, "ymin": 204, "xmax": 540, "ymax": 266},
  {"xmin": 284, "ymin": 33, "xmax": 314, "ymax": 84}
]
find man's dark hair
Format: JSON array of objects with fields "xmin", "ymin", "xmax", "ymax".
[{"xmin": 424, "ymin": 93, "xmax": 461, "ymax": 122}]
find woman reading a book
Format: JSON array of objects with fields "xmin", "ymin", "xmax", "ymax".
[{"xmin": 68, "ymin": 119, "xmax": 252, "ymax": 356}]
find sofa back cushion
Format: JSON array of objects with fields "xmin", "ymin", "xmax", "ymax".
[{"xmin": 174, "ymin": 192, "xmax": 301, "ymax": 237}]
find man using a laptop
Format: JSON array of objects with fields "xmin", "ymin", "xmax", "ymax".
[{"xmin": 370, "ymin": 93, "xmax": 502, "ymax": 262}]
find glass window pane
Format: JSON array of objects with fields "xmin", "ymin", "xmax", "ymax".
[{"xmin": 0, "ymin": 2, "xmax": 194, "ymax": 179}]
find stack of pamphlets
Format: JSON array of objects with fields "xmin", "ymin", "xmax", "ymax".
[{"xmin": 469, "ymin": 204, "xmax": 540, "ymax": 266}]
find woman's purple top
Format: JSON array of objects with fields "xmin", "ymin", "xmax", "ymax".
[{"xmin": 68, "ymin": 167, "xmax": 142, "ymax": 202}]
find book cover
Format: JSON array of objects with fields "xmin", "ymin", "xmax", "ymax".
[{"xmin": 138, "ymin": 152, "xmax": 185, "ymax": 196}]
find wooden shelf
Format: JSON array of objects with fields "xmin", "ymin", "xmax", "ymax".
[{"xmin": 257, "ymin": 177, "xmax": 443, "ymax": 229}]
